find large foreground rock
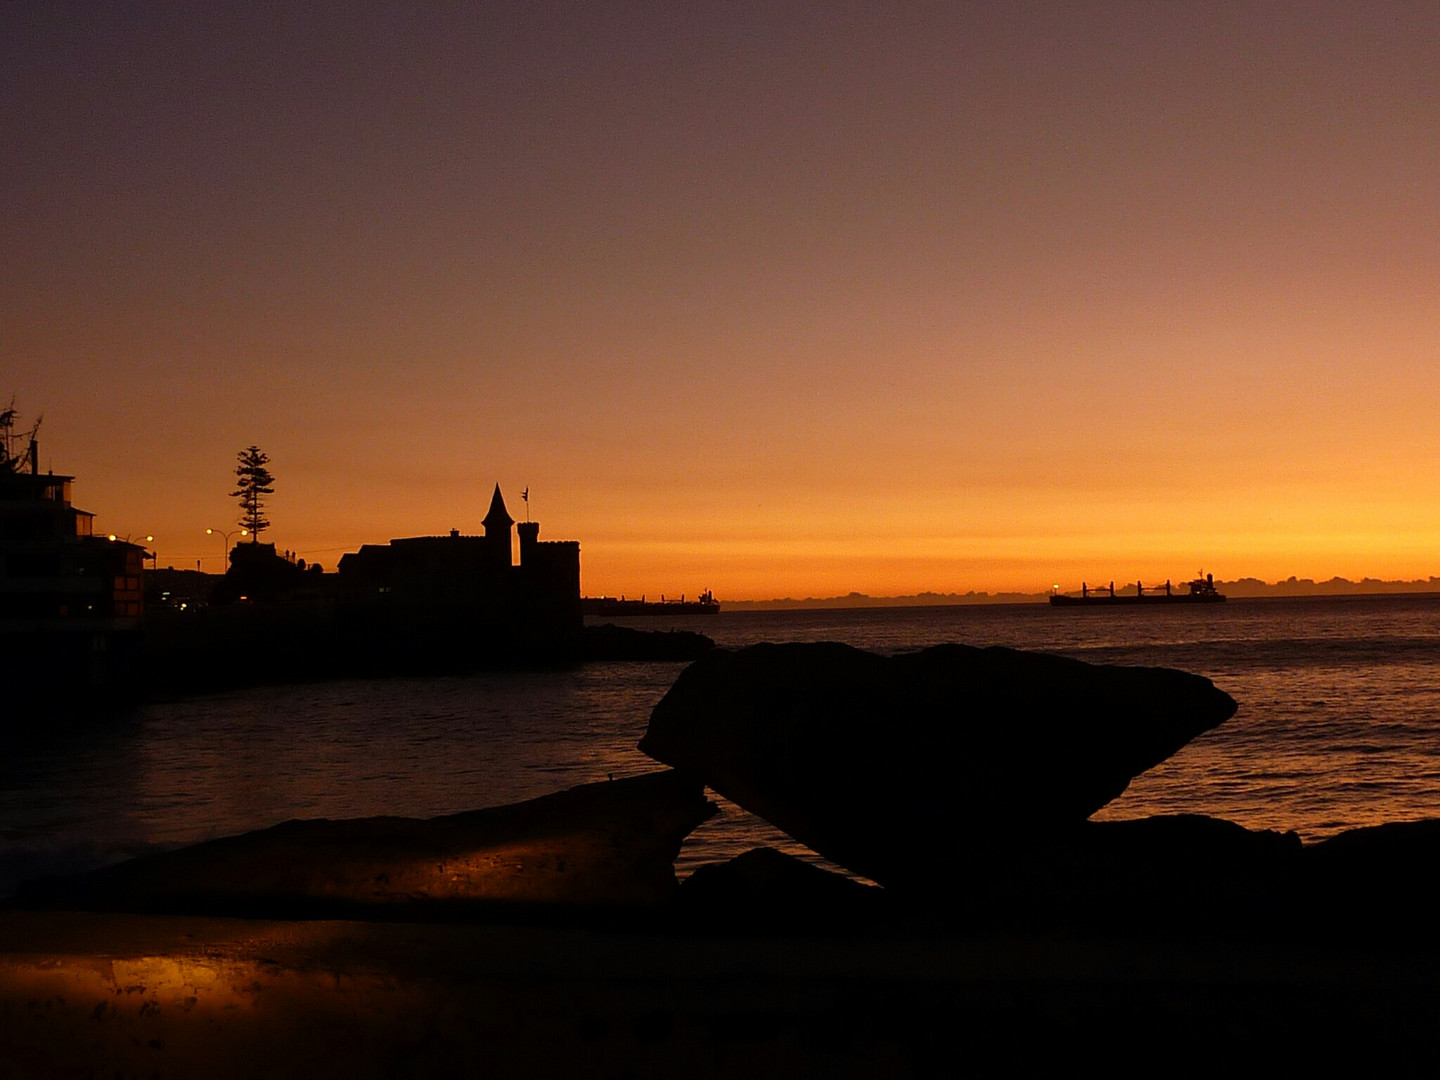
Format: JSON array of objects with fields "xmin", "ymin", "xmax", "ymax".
[
  {"xmin": 639, "ymin": 642, "xmax": 1236, "ymax": 887},
  {"xmin": 17, "ymin": 770, "xmax": 714, "ymax": 919},
  {"xmin": 674, "ymin": 819, "xmax": 1301, "ymax": 935},
  {"xmin": 1299, "ymin": 819, "xmax": 1440, "ymax": 933},
  {"xmin": 963, "ymin": 815, "xmax": 1302, "ymax": 931},
  {"xmin": 677, "ymin": 847, "xmax": 887, "ymax": 933}
]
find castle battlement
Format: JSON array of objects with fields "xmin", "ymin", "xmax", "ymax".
[{"xmin": 336, "ymin": 485, "xmax": 581, "ymax": 638}]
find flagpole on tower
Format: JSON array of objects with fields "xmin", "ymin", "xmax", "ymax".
[{"xmin": 522, "ymin": 487, "xmax": 529, "ymax": 522}]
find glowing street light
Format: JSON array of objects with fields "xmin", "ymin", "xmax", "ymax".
[
  {"xmin": 206, "ymin": 527, "xmax": 248, "ymax": 572},
  {"xmin": 104, "ymin": 532, "xmax": 158, "ymax": 577},
  {"xmin": 107, "ymin": 532, "xmax": 156, "ymax": 569}
]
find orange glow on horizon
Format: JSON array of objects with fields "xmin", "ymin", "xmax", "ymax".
[{"xmin": 6, "ymin": 7, "xmax": 1438, "ymax": 601}]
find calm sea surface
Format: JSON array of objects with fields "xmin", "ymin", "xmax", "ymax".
[{"xmin": 4, "ymin": 594, "xmax": 1440, "ymax": 895}]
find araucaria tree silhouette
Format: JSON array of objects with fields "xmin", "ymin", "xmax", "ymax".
[{"xmin": 231, "ymin": 445, "xmax": 274, "ymax": 539}]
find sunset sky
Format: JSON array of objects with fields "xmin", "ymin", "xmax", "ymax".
[{"xmin": 4, "ymin": 3, "xmax": 1437, "ymax": 598}]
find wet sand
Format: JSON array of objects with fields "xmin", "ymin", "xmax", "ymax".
[{"xmin": 4, "ymin": 909, "xmax": 1439, "ymax": 1076}]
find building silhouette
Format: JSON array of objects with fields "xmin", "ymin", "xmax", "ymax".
[
  {"xmin": 337, "ymin": 484, "xmax": 581, "ymax": 651},
  {"xmin": 0, "ymin": 427, "xmax": 146, "ymax": 700}
]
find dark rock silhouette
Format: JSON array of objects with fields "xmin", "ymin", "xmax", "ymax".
[
  {"xmin": 1301, "ymin": 819, "xmax": 1440, "ymax": 934},
  {"xmin": 954, "ymin": 814, "xmax": 1302, "ymax": 931},
  {"xmin": 674, "ymin": 819, "xmax": 1299, "ymax": 936},
  {"xmin": 139, "ymin": 607, "xmax": 716, "ymax": 699},
  {"xmin": 676, "ymin": 847, "xmax": 884, "ymax": 933},
  {"xmin": 581, "ymin": 623, "xmax": 714, "ymax": 660},
  {"xmin": 17, "ymin": 770, "xmax": 714, "ymax": 920},
  {"xmin": 639, "ymin": 642, "xmax": 1237, "ymax": 888}
]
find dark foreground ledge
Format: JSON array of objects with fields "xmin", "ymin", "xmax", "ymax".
[
  {"xmin": 15, "ymin": 771, "xmax": 716, "ymax": 922},
  {"xmin": 3, "ymin": 909, "xmax": 1439, "ymax": 1076}
]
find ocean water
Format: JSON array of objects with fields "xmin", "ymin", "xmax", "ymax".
[{"xmin": 3, "ymin": 594, "xmax": 1439, "ymax": 895}]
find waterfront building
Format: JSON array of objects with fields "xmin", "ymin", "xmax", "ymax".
[
  {"xmin": 0, "ymin": 425, "xmax": 147, "ymax": 699},
  {"xmin": 337, "ymin": 484, "xmax": 581, "ymax": 647}
]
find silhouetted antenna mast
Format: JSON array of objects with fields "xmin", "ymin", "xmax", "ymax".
[
  {"xmin": 522, "ymin": 486, "xmax": 530, "ymax": 522},
  {"xmin": 0, "ymin": 398, "xmax": 41, "ymax": 474},
  {"xmin": 0, "ymin": 401, "xmax": 13, "ymax": 469}
]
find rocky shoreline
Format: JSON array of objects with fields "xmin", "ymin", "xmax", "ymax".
[
  {"xmin": 6, "ymin": 641, "xmax": 1439, "ymax": 1072},
  {"xmin": 122, "ymin": 616, "xmax": 716, "ymax": 703}
]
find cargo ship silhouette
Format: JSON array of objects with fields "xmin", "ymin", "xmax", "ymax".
[
  {"xmin": 1049, "ymin": 574, "xmax": 1226, "ymax": 606},
  {"xmin": 582, "ymin": 589, "xmax": 719, "ymax": 616}
]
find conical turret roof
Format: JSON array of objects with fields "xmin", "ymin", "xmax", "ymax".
[{"xmin": 482, "ymin": 483, "xmax": 514, "ymax": 529}]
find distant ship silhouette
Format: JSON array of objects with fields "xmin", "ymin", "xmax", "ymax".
[
  {"xmin": 1049, "ymin": 574, "xmax": 1226, "ymax": 606},
  {"xmin": 582, "ymin": 589, "xmax": 719, "ymax": 617}
]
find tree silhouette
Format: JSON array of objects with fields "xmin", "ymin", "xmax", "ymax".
[{"xmin": 231, "ymin": 445, "xmax": 274, "ymax": 539}]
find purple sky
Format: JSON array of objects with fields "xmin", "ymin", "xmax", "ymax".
[{"xmin": 5, "ymin": 3, "xmax": 1438, "ymax": 595}]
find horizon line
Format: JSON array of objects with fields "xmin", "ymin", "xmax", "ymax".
[{"xmin": 720, "ymin": 575, "xmax": 1440, "ymax": 609}]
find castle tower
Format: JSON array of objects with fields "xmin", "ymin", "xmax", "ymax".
[
  {"xmin": 482, "ymin": 483, "xmax": 514, "ymax": 571},
  {"xmin": 517, "ymin": 520, "xmax": 539, "ymax": 567}
]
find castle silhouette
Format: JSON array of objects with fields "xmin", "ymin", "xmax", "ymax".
[{"xmin": 337, "ymin": 484, "xmax": 581, "ymax": 644}]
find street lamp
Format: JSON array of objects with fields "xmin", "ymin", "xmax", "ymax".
[
  {"xmin": 106, "ymin": 532, "xmax": 156, "ymax": 568},
  {"xmin": 206, "ymin": 527, "xmax": 248, "ymax": 572},
  {"xmin": 130, "ymin": 535, "xmax": 156, "ymax": 571}
]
